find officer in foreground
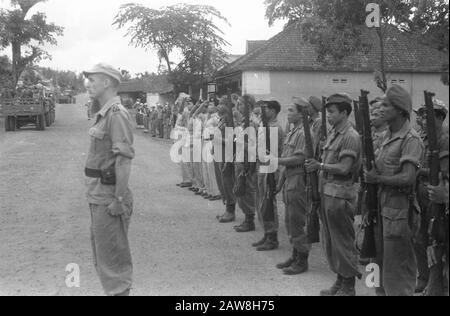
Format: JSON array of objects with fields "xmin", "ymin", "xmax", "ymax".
[{"xmin": 84, "ymin": 63, "xmax": 135, "ymax": 296}]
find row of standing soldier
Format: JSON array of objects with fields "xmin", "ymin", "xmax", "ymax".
[
  {"xmin": 133, "ymin": 99, "xmax": 173, "ymax": 139},
  {"xmin": 174, "ymin": 84, "xmax": 449, "ymax": 296}
]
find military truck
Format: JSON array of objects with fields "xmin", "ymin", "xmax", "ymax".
[
  {"xmin": 0, "ymin": 96, "xmax": 52, "ymax": 131},
  {"xmin": 0, "ymin": 82, "xmax": 58, "ymax": 131}
]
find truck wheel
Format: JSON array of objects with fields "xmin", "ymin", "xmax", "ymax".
[
  {"xmin": 5, "ymin": 116, "xmax": 10, "ymax": 131},
  {"xmin": 45, "ymin": 113, "xmax": 51, "ymax": 127},
  {"xmin": 9, "ymin": 117, "xmax": 16, "ymax": 132},
  {"xmin": 36, "ymin": 114, "xmax": 45, "ymax": 131}
]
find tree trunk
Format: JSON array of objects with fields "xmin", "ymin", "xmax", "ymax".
[{"xmin": 12, "ymin": 41, "xmax": 22, "ymax": 91}]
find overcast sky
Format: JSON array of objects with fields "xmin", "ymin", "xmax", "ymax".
[{"xmin": 0, "ymin": 0, "xmax": 284, "ymax": 75}]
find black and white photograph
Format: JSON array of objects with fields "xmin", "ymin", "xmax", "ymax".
[{"xmin": 0, "ymin": 0, "xmax": 448, "ymax": 299}]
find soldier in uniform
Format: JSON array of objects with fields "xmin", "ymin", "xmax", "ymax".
[
  {"xmin": 427, "ymin": 177, "xmax": 449, "ymax": 296},
  {"xmin": 83, "ymin": 63, "xmax": 134, "ymax": 296},
  {"xmin": 306, "ymin": 93, "xmax": 362, "ymax": 296},
  {"xmin": 157, "ymin": 104, "xmax": 164, "ymax": 138},
  {"xmin": 415, "ymin": 99, "xmax": 448, "ymax": 295},
  {"xmin": 365, "ymin": 85, "xmax": 425, "ymax": 296},
  {"xmin": 253, "ymin": 100, "xmax": 285, "ymax": 251},
  {"xmin": 275, "ymin": 97, "xmax": 312, "ymax": 275},
  {"xmin": 216, "ymin": 97, "xmax": 237, "ymax": 223},
  {"xmin": 370, "ymin": 101, "xmax": 389, "ymax": 151},
  {"xmin": 233, "ymin": 95, "xmax": 258, "ymax": 233},
  {"xmin": 150, "ymin": 106, "xmax": 158, "ymax": 137}
]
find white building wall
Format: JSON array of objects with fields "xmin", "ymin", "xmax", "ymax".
[{"xmin": 243, "ymin": 70, "xmax": 449, "ymax": 129}]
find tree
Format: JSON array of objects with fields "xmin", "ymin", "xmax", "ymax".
[
  {"xmin": 113, "ymin": 3, "xmax": 230, "ymax": 95},
  {"xmin": 0, "ymin": 55, "xmax": 13, "ymax": 94},
  {"xmin": 0, "ymin": 0, "xmax": 64, "ymax": 90},
  {"xmin": 264, "ymin": 0, "xmax": 449, "ymax": 91}
]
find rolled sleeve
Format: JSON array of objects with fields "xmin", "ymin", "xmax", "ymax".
[
  {"xmin": 293, "ymin": 133, "xmax": 306, "ymax": 157},
  {"xmin": 110, "ymin": 112, "xmax": 135, "ymax": 159},
  {"xmin": 338, "ymin": 133, "xmax": 360, "ymax": 161},
  {"xmin": 399, "ymin": 137, "xmax": 424, "ymax": 168}
]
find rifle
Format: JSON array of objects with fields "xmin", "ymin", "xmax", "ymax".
[
  {"xmin": 359, "ymin": 90, "xmax": 379, "ymax": 259},
  {"xmin": 300, "ymin": 105, "xmax": 321, "ymax": 244},
  {"xmin": 320, "ymin": 97, "xmax": 328, "ymax": 157},
  {"xmin": 424, "ymin": 91, "xmax": 447, "ymax": 249},
  {"xmin": 353, "ymin": 100, "xmax": 366, "ymax": 216},
  {"xmin": 260, "ymin": 103, "xmax": 277, "ymax": 222}
]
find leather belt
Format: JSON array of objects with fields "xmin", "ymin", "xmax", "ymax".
[
  {"xmin": 85, "ymin": 168, "xmax": 102, "ymax": 178},
  {"xmin": 380, "ymin": 185, "xmax": 412, "ymax": 194}
]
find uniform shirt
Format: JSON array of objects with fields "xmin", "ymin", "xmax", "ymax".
[
  {"xmin": 235, "ymin": 114, "xmax": 259, "ymax": 163},
  {"xmin": 372, "ymin": 126, "xmax": 389, "ymax": 151},
  {"xmin": 375, "ymin": 121, "xmax": 424, "ymax": 178},
  {"xmin": 282, "ymin": 124, "xmax": 306, "ymax": 159},
  {"xmin": 193, "ymin": 113, "xmax": 207, "ymax": 141},
  {"xmin": 204, "ymin": 113, "xmax": 220, "ymax": 140},
  {"xmin": 375, "ymin": 121, "xmax": 424, "ymax": 228},
  {"xmin": 321, "ymin": 120, "xmax": 362, "ymax": 186},
  {"xmin": 257, "ymin": 118, "xmax": 285, "ymax": 174},
  {"xmin": 85, "ymin": 96, "xmax": 135, "ymax": 206},
  {"xmin": 311, "ymin": 115, "xmax": 323, "ymax": 159},
  {"xmin": 157, "ymin": 109, "xmax": 164, "ymax": 120},
  {"xmin": 281, "ymin": 123, "xmax": 309, "ymax": 176},
  {"xmin": 261, "ymin": 118, "xmax": 285, "ymax": 159}
]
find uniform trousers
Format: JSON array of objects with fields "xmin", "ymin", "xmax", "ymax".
[
  {"xmin": 257, "ymin": 172, "xmax": 279, "ymax": 233},
  {"xmin": 379, "ymin": 189, "xmax": 418, "ymax": 296},
  {"xmin": 234, "ymin": 163, "xmax": 256, "ymax": 217},
  {"xmin": 90, "ymin": 203, "xmax": 133, "ymax": 296},
  {"xmin": 282, "ymin": 170, "xmax": 311, "ymax": 254},
  {"xmin": 320, "ymin": 184, "xmax": 360, "ymax": 279}
]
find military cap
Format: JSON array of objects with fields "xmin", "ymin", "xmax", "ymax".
[
  {"xmin": 309, "ymin": 96, "xmax": 323, "ymax": 113},
  {"xmin": 326, "ymin": 93, "xmax": 352, "ymax": 107},
  {"xmin": 415, "ymin": 98, "xmax": 448, "ymax": 116},
  {"xmin": 370, "ymin": 97, "xmax": 384, "ymax": 106},
  {"xmin": 83, "ymin": 63, "xmax": 122, "ymax": 83},
  {"xmin": 292, "ymin": 96, "xmax": 310, "ymax": 108},
  {"xmin": 382, "ymin": 85, "xmax": 412, "ymax": 114}
]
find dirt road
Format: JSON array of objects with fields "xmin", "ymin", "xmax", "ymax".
[{"xmin": 0, "ymin": 99, "xmax": 372, "ymax": 296}]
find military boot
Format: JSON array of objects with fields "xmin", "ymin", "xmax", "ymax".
[
  {"xmin": 252, "ymin": 234, "xmax": 267, "ymax": 248},
  {"xmin": 276, "ymin": 249, "xmax": 298, "ymax": 269},
  {"xmin": 320, "ymin": 275, "xmax": 343, "ymax": 296},
  {"xmin": 335, "ymin": 277, "xmax": 356, "ymax": 297},
  {"xmin": 283, "ymin": 252, "xmax": 309, "ymax": 275},
  {"xmin": 234, "ymin": 216, "xmax": 256, "ymax": 233},
  {"xmin": 218, "ymin": 205, "xmax": 236, "ymax": 223},
  {"xmin": 256, "ymin": 232, "xmax": 279, "ymax": 251}
]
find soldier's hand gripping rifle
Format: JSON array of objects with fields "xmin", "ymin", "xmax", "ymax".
[
  {"xmin": 360, "ymin": 90, "xmax": 379, "ymax": 260},
  {"xmin": 300, "ymin": 105, "xmax": 321, "ymax": 244},
  {"xmin": 261, "ymin": 103, "xmax": 277, "ymax": 221},
  {"xmin": 424, "ymin": 91, "xmax": 447, "ymax": 253}
]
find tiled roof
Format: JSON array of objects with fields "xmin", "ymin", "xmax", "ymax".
[
  {"xmin": 225, "ymin": 54, "xmax": 244, "ymax": 64},
  {"xmin": 118, "ymin": 77, "xmax": 173, "ymax": 94},
  {"xmin": 246, "ymin": 40, "xmax": 267, "ymax": 54},
  {"xmin": 220, "ymin": 23, "xmax": 448, "ymax": 74}
]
